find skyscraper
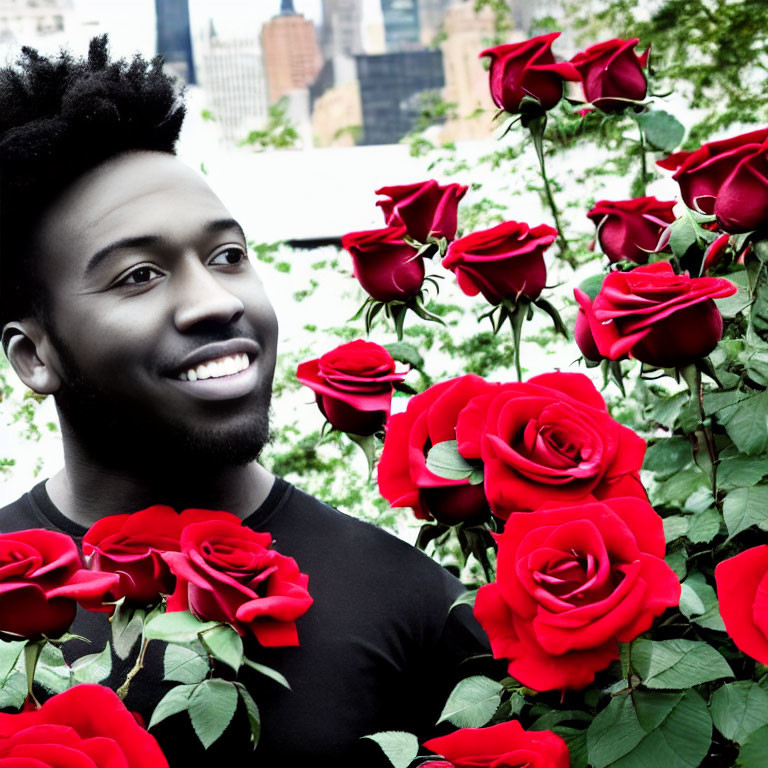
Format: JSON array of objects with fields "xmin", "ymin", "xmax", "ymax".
[
  {"xmin": 417, "ymin": 0, "xmax": 450, "ymax": 46},
  {"xmin": 155, "ymin": 0, "xmax": 196, "ymax": 83},
  {"xmin": 261, "ymin": 0, "xmax": 323, "ymax": 103},
  {"xmin": 320, "ymin": 0, "xmax": 363, "ymax": 58},
  {"xmin": 380, "ymin": 0, "xmax": 420, "ymax": 51}
]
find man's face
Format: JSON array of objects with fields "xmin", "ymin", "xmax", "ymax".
[{"xmin": 33, "ymin": 151, "xmax": 279, "ymax": 469}]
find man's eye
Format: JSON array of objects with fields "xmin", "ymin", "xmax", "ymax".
[
  {"xmin": 117, "ymin": 266, "xmax": 163, "ymax": 286},
  {"xmin": 210, "ymin": 248, "xmax": 246, "ymax": 266}
]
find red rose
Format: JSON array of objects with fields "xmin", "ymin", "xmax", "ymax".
[
  {"xmin": 377, "ymin": 374, "xmax": 495, "ymax": 525},
  {"xmin": 715, "ymin": 545, "xmax": 768, "ymax": 665},
  {"xmin": 657, "ymin": 127, "xmax": 768, "ymax": 230},
  {"xmin": 0, "ymin": 529, "xmax": 118, "ymax": 638},
  {"xmin": 574, "ymin": 288, "xmax": 603, "ymax": 361},
  {"xmin": 702, "ymin": 232, "xmax": 730, "ymax": 274},
  {"xmin": 296, "ymin": 340, "xmax": 406, "ymax": 436},
  {"xmin": 342, "ymin": 224, "xmax": 425, "ymax": 302},
  {"xmin": 82, "ymin": 506, "xmax": 237, "ymax": 605},
  {"xmin": 376, "ymin": 180, "xmax": 468, "ymax": 244},
  {"xmin": 587, "ymin": 197, "xmax": 676, "ymax": 264},
  {"xmin": 570, "ymin": 38, "xmax": 649, "ymax": 112},
  {"xmin": 475, "ymin": 498, "xmax": 680, "ymax": 691},
  {"xmin": 0, "ymin": 684, "xmax": 168, "ymax": 766},
  {"xmin": 455, "ymin": 372, "xmax": 646, "ymax": 518},
  {"xmin": 479, "ymin": 32, "xmax": 579, "ymax": 114},
  {"xmin": 163, "ymin": 515, "xmax": 313, "ymax": 646},
  {"xmin": 442, "ymin": 221, "xmax": 557, "ymax": 304},
  {"xmin": 575, "ymin": 261, "xmax": 737, "ymax": 367},
  {"xmin": 422, "ymin": 720, "xmax": 569, "ymax": 768}
]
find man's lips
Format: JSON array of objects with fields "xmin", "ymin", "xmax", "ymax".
[{"xmin": 166, "ymin": 339, "xmax": 261, "ymax": 378}]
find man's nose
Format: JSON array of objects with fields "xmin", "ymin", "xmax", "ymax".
[{"xmin": 172, "ymin": 259, "xmax": 245, "ymax": 331}]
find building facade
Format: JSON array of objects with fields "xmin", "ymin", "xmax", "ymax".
[
  {"xmin": 380, "ymin": 0, "xmax": 420, "ymax": 52},
  {"xmin": 320, "ymin": 0, "xmax": 362, "ymax": 58},
  {"xmin": 155, "ymin": 0, "xmax": 196, "ymax": 83}
]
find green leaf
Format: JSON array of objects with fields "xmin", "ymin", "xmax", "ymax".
[
  {"xmin": 243, "ymin": 659, "xmax": 291, "ymax": 690},
  {"xmin": 649, "ymin": 391, "xmax": 688, "ymax": 429},
  {"xmin": 200, "ymin": 625, "xmax": 243, "ymax": 673},
  {"xmin": 722, "ymin": 390, "xmax": 768, "ymax": 455},
  {"xmin": 425, "ymin": 440, "xmax": 476, "ymax": 481},
  {"xmin": 0, "ymin": 640, "xmax": 26, "ymax": 684},
  {"xmin": 636, "ymin": 110, "xmax": 685, "ymax": 152},
  {"xmin": 739, "ymin": 724, "xmax": 768, "ymax": 766},
  {"xmin": 148, "ymin": 683, "xmax": 197, "ymax": 730},
  {"xmin": 578, "ymin": 273, "xmax": 605, "ymax": 301},
  {"xmin": 668, "ymin": 215, "xmax": 699, "ymax": 260},
  {"xmin": 188, "ymin": 679, "xmax": 239, "ymax": 749},
  {"xmin": 235, "ymin": 682, "xmax": 261, "ymax": 747},
  {"xmin": 587, "ymin": 690, "xmax": 711, "ymax": 768},
  {"xmin": 723, "ymin": 485, "xmax": 768, "ymax": 538},
  {"xmin": 710, "ymin": 681, "xmax": 768, "ymax": 744},
  {"xmin": 34, "ymin": 642, "xmax": 71, "ymax": 694},
  {"xmin": 653, "ymin": 468, "xmax": 707, "ymax": 508},
  {"xmin": 164, "ymin": 644, "xmax": 209, "ymax": 684},
  {"xmin": 71, "ymin": 642, "xmax": 112, "ymax": 684},
  {"xmin": 144, "ymin": 611, "xmax": 221, "ymax": 642},
  {"xmin": 715, "ymin": 272, "xmax": 751, "ymax": 318},
  {"xmin": 718, "ymin": 456, "xmax": 768, "ymax": 490},
  {"xmin": 110, "ymin": 603, "xmax": 145, "ymax": 660},
  {"xmin": 679, "ymin": 571, "xmax": 726, "ymax": 631},
  {"xmin": 663, "ymin": 516, "xmax": 689, "ymax": 544},
  {"xmin": 450, "ymin": 589, "xmax": 478, "ymax": 611},
  {"xmin": 362, "ymin": 732, "xmax": 419, "ymax": 768},
  {"xmin": 632, "ymin": 638, "xmax": 733, "ymax": 689},
  {"xmin": 685, "ymin": 507, "xmax": 721, "ymax": 544},
  {"xmin": 665, "ymin": 545, "xmax": 688, "ymax": 580},
  {"xmin": 643, "ymin": 438, "xmax": 693, "ymax": 478},
  {"xmin": 437, "ymin": 675, "xmax": 503, "ymax": 728},
  {"xmin": 0, "ymin": 670, "xmax": 27, "ymax": 710},
  {"xmin": 383, "ymin": 341, "xmax": 424, "ymax": 370}
]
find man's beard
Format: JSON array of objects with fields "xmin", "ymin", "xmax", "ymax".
[{"xmin": 49, "ymin": 333, "xmax": 273, "ymax": 472}]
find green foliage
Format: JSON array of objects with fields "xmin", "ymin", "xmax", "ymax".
[
  {"xmin": 437, "ymin": 675, "xmax": 503, "ymax": 728},
  {"xmin": 631, "ymin": 638, "xmax": 733, "ymax": 689},
  {"xmin": 363, "ymin": 732, "xmax": 419, "ymax": 768},
  {"xmin": 710, "ymin": 681, "xmax": 768, "ymax": 744},
  {"xmin": 240, "ymin": 98, "xmax": 299, "ymax": 151}
]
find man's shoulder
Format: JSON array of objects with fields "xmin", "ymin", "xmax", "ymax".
[{"xmin": 0, "ymin": 486, "xmax": 42, "ymax": 532}]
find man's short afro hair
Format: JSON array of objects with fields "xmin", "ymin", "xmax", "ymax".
[{"xmin": 0, "ymin": 34, "xmax": 186, "ymax": 328}]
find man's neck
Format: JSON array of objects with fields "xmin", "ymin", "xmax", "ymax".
[{"xmin": 46, "ymin": 444, "xmax": 275, "ymax": 529}]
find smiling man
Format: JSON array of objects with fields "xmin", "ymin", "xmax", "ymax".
[{"xmin": 0, "ymin": 37, "xmax": 488, "ymax": 767}]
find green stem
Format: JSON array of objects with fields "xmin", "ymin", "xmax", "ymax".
[
  {"xmin": 116, "ymin": 637, "xmax": 149, "ymax": 701},
  {"xmin": 528, "ymin": 117, "xmax": 575, "ymax": 268},
  {"xmin": 23, "ymin": 640, "xmax": 45, "ymax": 709},
  {"xmin": 638, "ymin": 123, "xmax": 648, "ymax": 195},
  {"xmin": 507, "ymin": 300, "xmax": 528, "ymax": 382},
  {"xmin": 696, "ymin": 372, "xmax": 719, "ymax": 506}
]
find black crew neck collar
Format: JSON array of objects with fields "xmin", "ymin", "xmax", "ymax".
[{"xmin": 27, "ymin": 476, "xmax": 292, "ymax": 537}]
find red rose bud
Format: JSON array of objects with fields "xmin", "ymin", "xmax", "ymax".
[
  {"xmin": 442, "ymin": 220, "xmax": 556, "ymax": 304},
  {"xmin": 423, "ymin": 721, "xmax": 569, "ymax": 768},
  {"xmin": 479, "ymin": 32, "xmax": 579, "ymax": 114},
  {"xmin": 579, "ymin": 262, "xmax": 737, "ymax": 368},
  {"xmin": 163, "ymin": 516, "xmax": 312, "ymax": 646},
  {"xmin": 296, "ymin": 340, "xmax": 406, "ymax": 436},
  {"xmin": 570, "ymin": 38, "xmax": 649, "ymax": 112},
  {"xmin": 474, "ymin": 497, "xmax": 680, "ymax": 691},
  {"xmin": 376, "ymin": 179, "xmax": 468, "ymax": 244},
  {"xmin": 0, "ymin": 685, "xmax": 169, "ymax": 766},
  {"xmin": 587, "ymin": 196, "xmax": 676, "ymax": 264},
  {"xmin": 702, "ymin": 232, "xmax": 731, "ymax": 274},
  {"xmin": 378, "ymin": 374, "xmax": 495, "ymax": 525},
  {"xmin": 574, "ymin": 288, "xmax": 603, "ymax": 361},
  {"xmin": 456, "ymin": 372, "xmax": 646, "ymax": 517},
  {"xmin": 657, "ymin": 127, "xmax": 768, "ymax": 224},
  {"xmin": 716, "ymin": 546, "xmax": 768, "ymax": 665},
  {"xmin": 0, "ymin": 529, "xmax": 119, "ymax": 638},
  {"xmin": 342, "ymin": 224, "xmax": 425, "ymax": 302}
]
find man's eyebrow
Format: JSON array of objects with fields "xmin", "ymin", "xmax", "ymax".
[{"xmin": 84, "ymin": 219, "xmax": 247, "ymax": 276}]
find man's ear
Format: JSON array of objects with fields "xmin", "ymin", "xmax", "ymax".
[{"xmin": 1, "ymin": 320, "xmax": 62, "ymax": 395}]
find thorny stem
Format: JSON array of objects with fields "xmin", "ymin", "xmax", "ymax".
[
  {"xmin": 528, "ymin": 117, "xmax": 576, "ymax": 268},
  {"xmin": 116, "ymin": 637, "xmax": 149, "ymax": 701},
  {"xmin": 697, "ymin": 374, "xmax": 719, "ymax": 506}
]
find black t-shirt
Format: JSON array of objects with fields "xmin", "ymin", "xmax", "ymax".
[{"xmin": 0, "ymin": 479, "xmax": 490, "ymax": 767}]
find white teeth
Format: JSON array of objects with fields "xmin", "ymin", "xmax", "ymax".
[{"xmin": 179, "ymin": 353, "xmax": 250, "ymax": 382}]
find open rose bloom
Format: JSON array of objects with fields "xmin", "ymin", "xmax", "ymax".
[{"xmin": 475, "ymin": 498, "xmax": 680, "ymax": 691}]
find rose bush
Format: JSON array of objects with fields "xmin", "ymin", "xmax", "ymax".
[
  {"xmin": 587, "ymin": 196, "xmax": 676, "ymax": 263},
  {"xmin": 162, "ymin": 514, "xmax": 313, "ymax": 645},
  {"xmin": 442, "ymin": 220, "xmax": 557, "ymax": 304},
  {"xmin": 456, "ymin": 372, "xmax": 647, "ymax": 517},
  {"xmin": 479, "ymin": 32, "xmax": 579, "ymax": 114},
  {"xmin": 341, "ymin": 224, "xmax": 424, "ymax": 302},
  {"xmin": 0, "ymin": 529, "xmax": 118, "ymax": 638},
  {"xmin": 375, "ymin": 180, "xmax": 467, "ymax": 245},
  {"xmin": 0, "ymin": 684, "xmax": 168, "ymax": 766},
  {"xmin": 378, "ymin": 374, "xmax": 494, "ymax": 525},
  {"xmin": 658, "ymin": 127, "xmax": 768, "ymax": 232},
  {"xmin": 715, "ymin": 546, "xmax": 768, "ymax": 665},
  {"xmin": 571, "ymin": 37, "xmax": 649, "ymax": 112},
  {"xmin": 422, "ymin": 720, "xmax": 569, "ymax": 768},
  {"xmin": 296, "ymin": 340, "xmax": 406, "ymax": 436},
  {"xmin": 474, "ymin": 497, "xmax": 680, "ymax": 690},
  {"xmin": 574, "ymin": 261, "xmax": 736, "ymax": 367}
]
